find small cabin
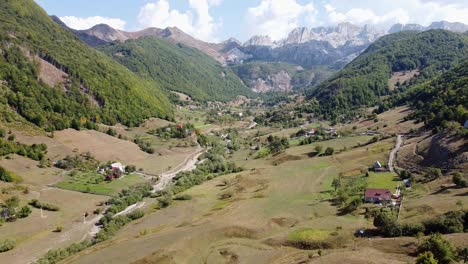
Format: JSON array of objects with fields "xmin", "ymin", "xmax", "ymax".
[{"xmin": 374, "ymin": 161, "xmax": 387, "ymax": 172}]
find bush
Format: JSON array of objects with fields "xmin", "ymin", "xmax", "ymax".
[
  {"xmin": 29, "ymin": 199, "xmax": 60, "ymax": 211},
  {"xmin": 373, "ymin": 211, "xmax": 402, "ymax": 237},
  {"xmin": 453, "ymin": 173, "xmax": 467, "ymax": 187},
  {"xmin": 424, "ymin": 210, "xmax": 465, "ymax": 234},
  {"xmin": 416, "ymin": 251, "xmax": 438, "ymax": 264},
  {"xmin": 17, "ymin": 205, "xmax": 32, "ymax": 218},
  {"xmin": 401, "ymin": 223, "xmax": 425, "ymax": 236},
  {"xmin": 0, "ymin": 238, "xmax": 16, "ymax": 252},
  {"xmin": 36, "ymin": 240, "xmax": 92, "ymax": 264},
  {"xmin": 0, "ymin": 166, "xmax": 13, "ymax": 182},
  {"xmin": 127, "ymin": 209, "xmax": 144, "ymax": 220},
  {"xmin": 417, "ymin": 233, "xmax": 456, "ymax": 264},
  {"xmin": 125, "ymin": 165, "xmax": 136, "ymax": 174},
  {"xmin": 174, "ymin": 194, "xmax": 192, "ymax": 200},
  {"xmin": 324, "ymin": 147, "xmax": 335, "ymax": 156},
  {"xmin": 106, "ymin": 128, "xmax": 117, "ymax": 137},
  {"xmin": 158, "ymin": 194, "xmax": 173, "ymax": 208}
]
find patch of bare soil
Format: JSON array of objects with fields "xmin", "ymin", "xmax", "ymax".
[
  {"xmin": 270, "ymin": 217, "xmax": 298, "ymax": 228},
  {"xmin": 36, "ymin": 56, "xmax": 68, "ymax": 88},
  {"xmin": 221, "ymin": 226, "xmax": 259, "ymax": 239},
  {"xmin": 218, "ymin": 249, "xmax": 240, "ymax": 264},
  {"xmin": 397, "ymin": 132, "xmax": 468, "ymax": 172},
  {"xmin": 388, "ymin": 69, "xmax": 419, "ymax": 90},
  {"xmin": 271, "ymin": 153, "xmax": 303, "ymax": 166},
  {"xmin": 130, "ymin": 250, "xmax": 176, "ymax": 264}
]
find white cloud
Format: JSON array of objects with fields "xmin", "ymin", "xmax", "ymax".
[
  {"xmin": 322, "ymin": 0, "xmax": 468, "ymax": 29},
  {"xmin": 245, "ymin": 0, "xmax": 315, "ymax": 41},
  {"xmin": 323, "ymin": 4, "xmax": 409, "ymax": 28},
  {"xmin": 59, "ymin": 16, "xmax": 127, "ymax": 30},
  {"xmin": 137, "ymin": 0, "xmax": 221, "ymax": 42}
]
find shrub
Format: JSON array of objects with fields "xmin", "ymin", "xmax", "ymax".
[
  {"xmin": 424, "ymin": 210, "xmax": 465, "ymax": 234},
  {"xmin": 35, "ymin": 240, "xmax": 92, "ymax": 264},
  {"xmin": 54, "ymin": 226, "xmax": 63, "ymax": 232},
  {"xmin": 127, "ymin": 209, "xmax": 144, "ymax": 220},
  {"xmin": 158, "ymin": 195, "xmax": 173, "ymax": 208},
  {"xmin": 417, "ymin": 233, "xmax": 456, "ymax": 264},
  {"xmin": 453, "ymin": 173, "xmax": 467, "ymax": 187},
  {"xmin": 17, "ymin": 205, "xmax": 32, "ymax": 218},
  {"xmin": 174, "ymin": 194, "xmax": 192, "ymax": 200},
  {"xmin": 416, "ymin": 251, "xmax": 438, "ymax": 264},
  {"xmin": 29, "ymin": 199, "xmax": 60, "ymax": 211},
  {"xmin": 0, "ymin": 166, "xmax": 13, "ymax": 182},
  {"xmin": 373, "ymin": 211, "xmax": 402, "ymax": 237},
  {"xmin": 324, "ymin": 147, "xmax": 335, "ymax": 156},
  {"xmin": 106, "ymin": 128, "xmax": 117, "ymax": 137},
  {"xmin": 401, "ymin": 223, "xmax": 425, "ymax": 236},
  {"xmin": 0, "ymin": 238, "xmax": 16, "ymax": 252},
  {"xmin": 125, "ymin": 165, "xmax": 136, "ymax": 174}
]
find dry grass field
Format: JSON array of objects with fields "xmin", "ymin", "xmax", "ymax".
[
  {"xmin": 0, "ymin": 119, "xmax": 201, "ymax": 262},
  {"xmin": 338, "ymin": 106, "xmax": 424, "ymax": 135},
  {"xmin": 59, "ymin": 136, "xmax": 426, "ymax": 264}
]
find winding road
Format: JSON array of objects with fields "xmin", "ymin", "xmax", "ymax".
[
  {"xmin": 152, "ymin": 145, "xmax": 205, "ymax": 192},
  {"xmin": 388, "ymin": 135, "xmax": 402, "ymax": 172}
]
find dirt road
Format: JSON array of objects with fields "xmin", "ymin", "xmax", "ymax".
[
  {"xmin": 152, "ymin": 145, "xmax": 205, "ymax": 192},
  {"xmin": 388, "ymin": 135, "xmax": 402, "ymax": 172}
]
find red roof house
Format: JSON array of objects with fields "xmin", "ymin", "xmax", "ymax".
[{"xmin": 364, "ymin": 188, "xmax": 392, "ymax": 203}]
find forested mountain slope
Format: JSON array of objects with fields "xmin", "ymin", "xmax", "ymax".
[
  {"xmin": 0, "ymin": 0, "xmax": 172, "ymax": 131},
  {"xmin": 397, "ymin": 58, "xmax": 468, "ymax": 131},
  {"xmin": 99, "ymin": 37, "xmax": 253, "ymax": 102},
  {"xmin": 308, "ymin": 30, "xmax": 468, "ymax": 118}
]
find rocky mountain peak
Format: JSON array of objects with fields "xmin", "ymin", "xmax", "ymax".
[
  {"xmin": 243, "ymin": 35, "xmax": 274, "ymax": 47},
  {"xmin": 428, "ymin": 21, "xmax": 468, "ymax": 32},
  {"xmin": 389, "ymin": 21, "xmax": 468, "ymax": 33}
]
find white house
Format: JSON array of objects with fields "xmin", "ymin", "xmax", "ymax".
[{"xmin": 110, "ymin": 162, "xmax": 125, "ymax": 173}]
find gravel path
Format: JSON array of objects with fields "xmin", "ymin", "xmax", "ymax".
[{"xmin": 388, "ymin": 135, "xmax": 402, "ymax": 172}]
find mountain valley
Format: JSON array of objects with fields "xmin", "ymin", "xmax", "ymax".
[{"xmin": 0, "ymin": 1, "xmax": 466, "ymax": 264}]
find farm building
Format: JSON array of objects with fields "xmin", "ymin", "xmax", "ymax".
[
  {"xmin": 110, "ymin": 162, "xmax": 125, "ymax": 173},
  {"xmin": 364, "ymin": 188, "xmax": 392, "ymax": 203},
  {"xmin": 374, "ymin": 160, "xmax": 387, "ymax": 172}
]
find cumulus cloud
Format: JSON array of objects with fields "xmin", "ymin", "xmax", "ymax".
[
  {"xmin": 321, "ymin": 0, "xmax": 468, "ymax": 29},
  {"xmin": 323, "ymin": 4, "xmax": 409, "ymax": 28},
  {"xmin": 137, "ymin": 0, "xmax": 221, "ymax": 42},
  {"xmin": 245, "ymin": 0, "xmax": 315, "ymax": 41},
  {"xmin": 59, "ymin": 16, "xmax": 127, "ymax": 30}
]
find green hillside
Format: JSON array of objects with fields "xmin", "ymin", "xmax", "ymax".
[
  {"xmin": 0, "ymin": 0, "xmax": 173, "ymax": 131},
  {"xmin": 308, "ymin": 30, "xmax": 468, "ymax": 119},
  {"xmin": 99, "ymin": 37, "xmax": 253, "ymax": 102},
  {"xmin": 232, "ymin": 62, "xmax": 334, "ymax": 91}
]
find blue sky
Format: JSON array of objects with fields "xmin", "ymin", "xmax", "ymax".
[{"xmin": 35, "ymin": 0, "xmax": 468, "ymax": 42}]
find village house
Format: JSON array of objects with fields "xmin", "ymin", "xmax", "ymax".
[
  {"xmin": 98, "ymin": 162, "xmax": 126, "ymax": 181},
  {"xmin": 373, "ymin": 160, "xmax": 387, "ymax": 172},
  {"xmin": 110, "ymin": 162, "xmax": 125, "ymax": 173},
  {"xmin": 305, "ymin": 128, "xmax": 316, "ymax": 137},
  {"xmin": 364, "ymin": 188, "xmax": 392, "ymax": 204}
]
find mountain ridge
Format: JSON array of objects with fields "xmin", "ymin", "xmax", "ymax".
[
  {"xmin": 58, "ymin": 18, "xmax": 468, "ymax": 70},
  {"xmin": 0, "ymin": 0, "xmax": 173, "ymax": 131}
]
